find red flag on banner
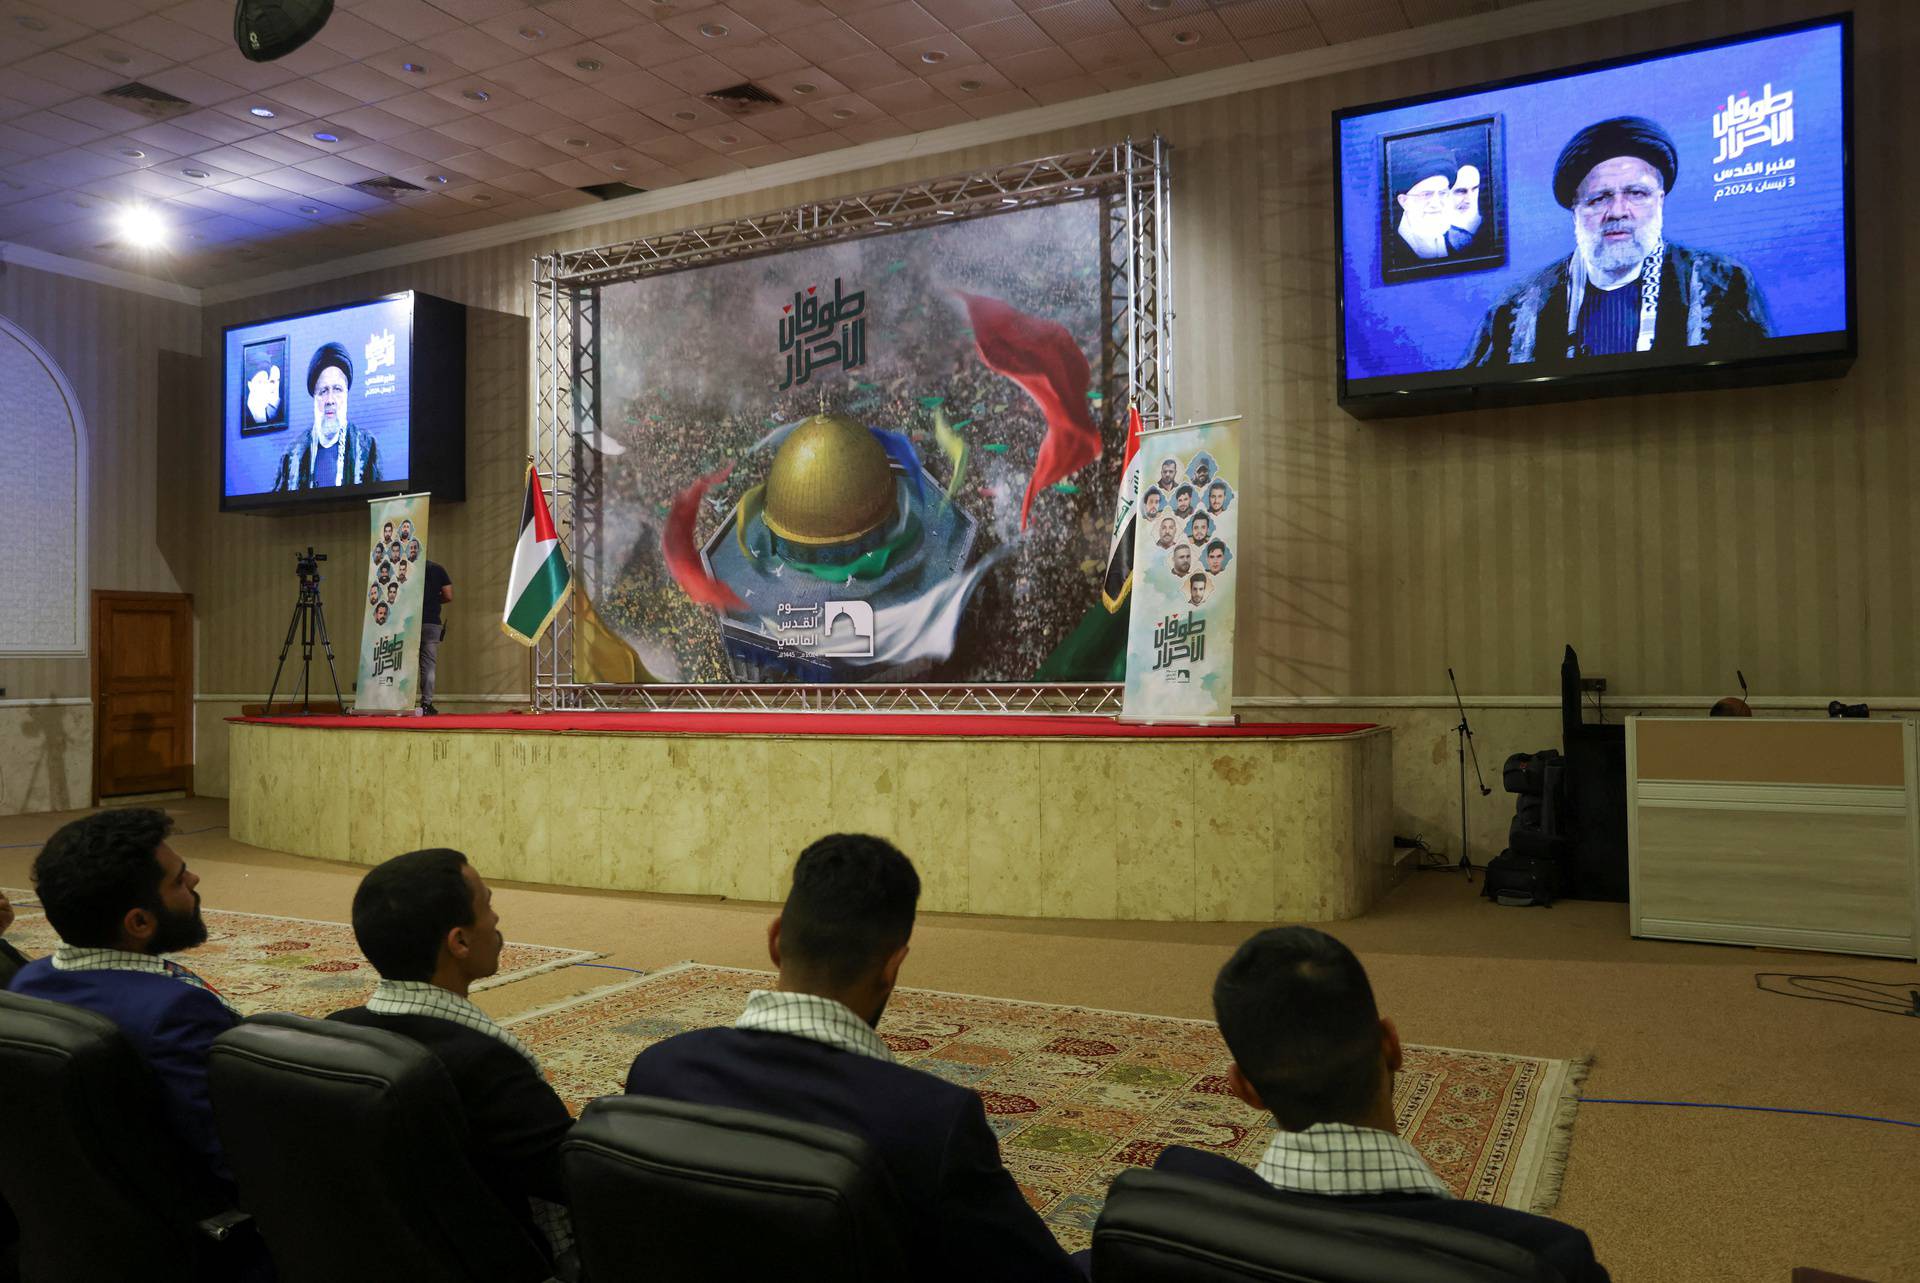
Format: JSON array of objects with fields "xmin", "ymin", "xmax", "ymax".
[
  {"xmin": 956, "ymin": 292, "xmax": 1100, "ymax": 530},
  {"xmin": 662, "ymin": 461, "xmax": 746, "ymax": 611}
]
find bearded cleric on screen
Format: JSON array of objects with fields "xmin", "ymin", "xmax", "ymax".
[
  {"xmin": 272, "ymin": 341, "xmax": 383, "ymax": 492},
  {"xmin": 1463, "ymin": 115, "xmax": 1772, "ymax": 368}
]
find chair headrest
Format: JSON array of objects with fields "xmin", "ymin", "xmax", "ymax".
[
  {"xmin": 569, "ymin": 1095, "xmax": 886, "ymax": 1190},
  {"xmin": 1094, "ymin": 1169, "xmax": 1563, "ymax": 1283}
]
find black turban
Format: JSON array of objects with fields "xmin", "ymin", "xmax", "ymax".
[
  {"xmin": 1552, "ymin": 116, "xmax": 1677, "ymax": 209},
  {"xmin": 307, "ymin": 341, "xmax": 354, "ymax": 394},
  {"xmin": 1392, "ymin": 143, "xmax": 1457, "ymax": 198}
]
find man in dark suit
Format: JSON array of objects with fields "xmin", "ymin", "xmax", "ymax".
[
  {"xmin": 0, "ymin": 888, "xmax": 28, "ymax": 985},
  {"xmin": 328, "ymin": 848, "xmax": 574, "ymax": 1267},
  {"xmin": 624, "ymin": 833, "xmax": 1082, "ymax": 1283},
  {"xmin": 7, "ymin": 808, "xmax": 239, "ymax": 1190},
  {"xmin": 1157, "ymin": 927, "xmax": 1610, "ymax": 1282}
]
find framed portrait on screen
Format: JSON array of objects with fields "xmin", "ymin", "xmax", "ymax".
[
  {"xmin": 1379, "ymin": 115, "xmax": 1507, "ymax": 284},
  {"xmin": 237, "ymin": 336, "xmax": 289, "ymax": 436}
]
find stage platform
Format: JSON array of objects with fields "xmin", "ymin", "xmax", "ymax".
[{"xmin": 228, "ymin": 713, "xmax": 1396, "ymax": 923}]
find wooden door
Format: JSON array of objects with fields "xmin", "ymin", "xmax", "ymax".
[{"xmin": 93, "ymin": 591, "xmax": 193, "ymax": 800}]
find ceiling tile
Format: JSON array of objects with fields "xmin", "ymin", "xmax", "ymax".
[
  {"xmin": 796, "ymin": 88, "xmax": 876, "ymax": 123},
  {"xmin": 631, "ymin": 131, "xmax": 712, "ymax": 164},
  {"xmin": 1162, "ymin": 40, "xmax": 1245, "ymax": 75},
  {"xmin": 13, "ymin": 147, "xmax": 130, "ymax": 182},
  {"xmin": 843, "ymin": 1, "xmax": 942, "ymax": 46},
  {"xmin": 650, "ymin": 52, "xmax": 736, "ymax": 93},
  {"xmin": 68, "ymin": 40, "xmax": 174, "ymax": 80},
  {"xmin": 193, "ymin": 143, "xmax": 282, "ymax": 176},
  {"xmin": 1136, "ymin": 10, "xmax": 1230, "ymax": 55},
  {"xmin": 917, "ymin": 0, "xmax": 1016, "ymax": 26},
  {"xmin": 483, "ymin": 56, "xmax": 581, "ymax": 98},
  {"xmin": 293, "ymin": 153, "xmax": 386, "ymax": 184},
  {"xmin": 186, "ymin": 49, "xmax": 301, "ymax": 93},
  {"xmin": 424, "ymin": 74, "xmax": 520, "ymax": 112},
  {"xmin": 1236, "ymin": 25, "xmax": 1321, "ymax": 58},
  {"xmin": 536, "ymin": 0, "xmax": 645, "ymax": 39},
  {"xmin": 172, "ymin": 108, "xmax": 259, "ymax": 143},
  {"xmin": 582, "ymin": 108, "xmax": 671, "ymax": 145},
  {"xmin": 268, "ymin": 40, "xmax": 355, "ymax": 76},
  {"xmin": 685, "ymin": 119, "xmax": 767, "ymax": 149},
  {"xmin": 1, "ymin": 1, "xmax": 92, "ymax": 47},
  {"xmin": 778, "ymin": 66, "xmax": 851, "ymax": 97},
  {"xmin": 1088, "ymin": 56, "xmax": 1166, "ymax": 88},
  {"xmin": 656, "ymin": 4, "xmax": 764, "ymax": 46},
  {"xmin": 537, "ymin": 39, "xmax": 635, "ymax": 83},
  {"xmin": 359, "ymin": 0, "xmax": 469, "ymax": 41},
  {"xmin": 530, "ymin": 187, "xmax": 603, "ymax": 211},
  {"xmin": 249, "ymin": 165, "xmax": 339, "ymax": 196},
  {"xmin": 0, "ymin": 71, "xmax": 74, "ymax": 111},
  {"xmin": 314, "ymin": 11, "xmax": 412, "ymax": 58},
  {"xmin": 817, "ymin": 48, "xmax": 911, "ymax": 90},
  {"xmin": 233, "ymin": 131, "xmax": 331, "ymax": 166},
  {"xmin": 782, "ymin": 129, "xmax": 848, "ymax": 156},
  {"xmin": 473, "ymin": 8, "xmax": 585, "ymax": 50},
  {"xmin": 816, "ymin": 0, "xmax": 895, "ymax": 15},
  {"xmin": 540, "ymin": 82, "xmax": 627, "ymax": 119},
  {"xmin": 594, "ymin": 23, "xmax": 706, "ymax": 70},
  {"xmin": 1216, "ymin": 0, "xmax": 1313, "ymax": 39},
  {"xmin": 416, "ymin": 26, "xmax": 523, "ymax": 73},
  {"xmin": 375, "ymin": 88, "xmax": 470, "ymax": 125},
  {"xmin": 135, "ymin": 65, "xmax": 248, "ymax": 109},
  {"xmin": 0, "ymin": 122, "xmax": 67, "ymax": 157},
  {"xmin": 958, "ymin": 85, "xmax": 1032, "ymax": 116},
  {"xmin": 722, "ymin": 0, "xmax": 835, "ymax": 35},
  {"xmin": 895, "ymin": 100, "xmax": 970, "ymax": 130},
  {"xmin": 49, "ymin": 96, "xmax": 152, "ymax": 133},
  {"xmin": 115, "ymin": 12, "xmax": 226, "ymax": 60},
  {"xmin": 533, "ymin": 124, "xmax": 619, "ymax": 154},
  {"xmin": 339, "ymin": 140, "xmax": 431, "ymax": 173},
  {"xmin": 484, "ymin": 98, "xmax": 571, "ymax": 133},
  {"xmin": 1025, "ymin": 70, "xmax": 1097, "ymax": 102},
  {"xmin": 535, "ymin": 155, "xmax": 604, "ymax": 186},
  {"xmin": 1061, "ymin": 25, "xmax": 1153, "ymax": 72},
  {"xmin": 433, "ymin": 113, "xmax": 520, "ymax": 146},
  {"xmin": 712, "ymin": 37, "xmax": 810, "ymax": 79},
  {"xmin": 442, "ymin": 147, "xmax": 520, "ymax": 178},
  {"xmin": 924, "ymin": 60, "xmax": 1007, "ymax": 96},
  {"xmin": 116, "ymin": 168, "xmax": 203, "ymax": 199},
  {"xmin": 1026, "ymin": 0, "xmax": 1127, "ymax": 42},
  {"xmin": 593, "ymin": 67, "xmax": 685, "ymax": 109},
  {"xmin": 991, "ymin": 45, "xmax": 1077, "ymax": 85},
  {"xmin": 637, "ymin": 95, "xmax": 731, "ymax": 130},
  {"xmin": 14, "ymin": 49, "xmax": 128, "ymax": 96},
  {"xmin": 834, "ymin": 115, "xmax": 906, "ymax": 143},
  {"xmin": 860, "ymin": 77, "xmax": 943, "ymax": 113},
  {"xmin": 387, "ymin": 125, "xmax": 473, "ymax": 160},
  {"xmin": 208, "ymin": 93, "xmax": 314, "ymax": 131},
  {"xmin": 777, "ymin": 17, "xmax": 872, "ymax": 63},
  {"xmin": 331, "ymin": 104, "xmax": 429, "ymax": 140},
  {"xmin": 266, "ymin": 81, "xmax": 368, "ymax": 118},
  {"xmin": 491, "ymin": 168, "xmax": 564, "ymax": 195},
  {"xmin": 886, "ymin": 33, "xmax": 982, "ymax": 72},
  {"xmin": 953, "ymin": 13, "xmax": 1049, "ymax": 58},
  {"xmin": 78, "ymin": 134, "xmax": 176, "ymax": 167},
  {"xmin": 740, "ymin": 105, "xmax": 823, "ymax": 140}
]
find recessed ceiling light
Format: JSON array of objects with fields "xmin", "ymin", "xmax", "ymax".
[
  {"xmin": 69, "ymin": 197, "xmax": 92, "ymax": 208},
  {"xmin": 920, "ymin": 50, "xmax": 947, "ymax": 63},
  {"xmin": 102, "ymin": 50, "xmax": 130, "ymax": 64},
  {"xmin": 115, "ymin": 203, "xmax": 166, "ymax": 248},
  {"xmin": 565, "ymin": 137, "xmax": 589, "ymax": 148},
  {"xmin": 575, "ymin": 58, "xmax": 601, "ymax": 71},
  {"xmin": 1143, "ymin": 0, "xmax": 1171, "ymax": 9},
  {"xmin": 182, "ymin": 167, "xmax": 210, "ymax": 179},
  {"xmin": 463, "ymin": 89, "xmax": 490, "ymax": 102},
  {"xmin": 791, "ymin": 82, "xmax": 817, "ymax": 95},
  {"xmin": 249, "ymin": 106, "xmax": 276, "ymax": 118},
  {"xmin": 473, "ymin": 193, "xmax": 493, "ymax": 201},
  {"xmin": 349, "ymin": 221, "xmax": 368, "ymax": 230},
  {"xmin": 312, "ymin": 131, "xmax": 338, "ymax": 143},
  {"xmin": 1171, "ymin": 29, "xmax": 1198, "ymax": 44},
  {"xmin": 831, "ymin": 108, "xmax": 854, "ymax": 119},
  {"xmin": 958, "ymin": 79, "xmax": 982, "ymax": 91},
  {"xmin": 401, "ymin": 61, "xmax": 426, "ymax": 74},
  {"xmin": 298, "ymin": 205, "xmax": 320, "ymax": 214},
  {"xmin": 15, "ymin": 15, "xmax": 47, "ymax": 30},
  {"xmin": 716, "ymin": 133, "xmax": 738, "ymax": 144},
  {"xmin": 672, "ymin": 110, "xmax": 697, "ymax": 121},
  {"xmin": 518, "ymin": 24, "xmax": 544, "ymax": 38},
  {"xmin": 428, "ymin": 173, "xmax": 449, "ymax": 184},
  {"xmin": 609, "ymin": 161, "xmax": 628, "ymax": 171},
  {"xmin": 119, "ymin": 147, "xmax": 146, "ymax": 158},
  {"xmin": 698, "ymin": 21, "xmax": 727, "ymax": 36}
]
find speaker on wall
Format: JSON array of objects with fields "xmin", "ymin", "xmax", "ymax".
[{"xmin": 234, "ymin": 0, "xmax": 334, "ymax": 62}]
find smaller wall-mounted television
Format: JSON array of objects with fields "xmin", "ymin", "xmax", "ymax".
[
  {"xmin": 222, "ymin": 291, "xmax": 467, "ymax": 511},
  {"xmin": 1334, "ymin": 16, "xmax": 1853, "ymax": 418}
]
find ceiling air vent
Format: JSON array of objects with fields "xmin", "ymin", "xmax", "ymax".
[
  {"xmin": 350, "ymin": 175, "xmax": 427, "ymax": 200},
  {"xmin": 100, "ymin": 82, "xmax": 195, "ymax": 121},
  {"xmin": 702, "ymin": 81, "xmax": 783, "ymax": 116},
  {"xmin": 577, "ymin": 181, "xmax": 648, "ymax": 201}
]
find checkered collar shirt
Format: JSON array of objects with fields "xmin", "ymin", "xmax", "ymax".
[
  {"xmin": 364, "ymin": 980, "xmax": 572, "ymax": 1264},
  {"xmin": 735, "ymin": 989, "xmax": 896, "ymax": 1064},
  {"xmin": 1254, "ymin": 1123, "xmax": 1454, "ymax": 1200},
  {"xmin": 365, "ymin": 979, "xmax": 543, "ymax": 1072},
  {"xmin": 50, "ymin": 945, "xmax": 239, "ymax": 1016}
]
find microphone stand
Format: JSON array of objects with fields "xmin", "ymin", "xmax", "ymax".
[{"xmin": 1449, "ymin": 667, "xmax": 1492, "ymax": 881}]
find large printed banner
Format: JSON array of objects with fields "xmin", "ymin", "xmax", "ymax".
[
  {"xmin": 356, "ymin": 493, "xmax": 430, "ymax": 713},
  {"xmin": 1121, "ymin": 420, "xmax": 1241, "ymax": 723},
  {"xmin": 585, "ymin": 200, "xmax": 1120, "ymax": 684}
]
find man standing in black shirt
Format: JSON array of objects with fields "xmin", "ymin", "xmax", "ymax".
[{"xmin": 421, "ymin": 560, "xmax": 451, "ymax": 716}]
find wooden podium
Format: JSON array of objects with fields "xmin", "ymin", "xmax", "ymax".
[{"xmin": 1627, "ymin": 716, "xmax": 1920, "ymax": 960}]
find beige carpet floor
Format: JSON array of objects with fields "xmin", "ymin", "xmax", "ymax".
[{"xmin": 1, "ymin": 797, "xmax": 1914, "ymax": 1283}]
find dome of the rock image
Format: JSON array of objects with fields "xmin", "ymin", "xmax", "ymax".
[{"xmin": 762, "ymin": 413, "xmax": 898, "ymax": 548}]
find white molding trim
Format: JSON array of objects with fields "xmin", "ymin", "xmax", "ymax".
[
  {"xmin": 1635, "ymin": 781, "xmax": 1909, "ymax": 814},
  {"xmin": 0, "ymin": 696, "xmax": 91, "ymax": 708},
  {"xmin": 0, "ymin": 313, "xmax": 90, "ymax": 660},
  {"xmin": 166, "ymin": 0, "xmax": 1672, "ymax": 307},
  {"xmin": 193, "ymin": 693, "xmax": 522, "ymax": 703},
  {"xmin": 1, "ymin": 242, "xmax": 200, "ymax": 307}
]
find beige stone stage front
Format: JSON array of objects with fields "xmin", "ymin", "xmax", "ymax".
[{"xmin": 229, "ymin": 714, "xmax": 1395, "ymax": 922}]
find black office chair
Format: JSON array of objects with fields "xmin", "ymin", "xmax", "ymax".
[
  {"xmin": 1091, "ymin": 1169, "xmax": 1564, "ymax": 1283},
  {"xmin": 207, "ymin": 1014, "xmax": 554, "ymax": 1283},
  {"xmin": 0, "ymin": 990, "xmax": 253, "ymax": 1283},
  {"xmin": 0, "ymin": 940, "xmax": 29, "ymax": 989},
  {"xmin": 562, "ymin": 1096, "xmax": 909, "ymax": 1283}
]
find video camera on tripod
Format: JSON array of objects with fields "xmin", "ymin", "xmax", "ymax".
[
  {"xmin": 295, "ymin": 546, "xmax": 326, "ymax": 585},
  {"xmin": 267, "ymin": 546, "xmax": 344, "ymax": 714}
]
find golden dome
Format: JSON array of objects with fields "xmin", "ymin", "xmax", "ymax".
[{"xmin": 763, "ymin": 413, "xmax": 898, "ymax": 548}]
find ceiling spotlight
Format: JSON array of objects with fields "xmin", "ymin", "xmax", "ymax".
[
  {"xmin": 672, "ymin": 110, "xmax": 696, "ymax": 121},
  {"xmin": 697, "ymin": 22, "xmax": 727, "ymax": 36},
  {"xmin": 428, "ymin": 173, "xmax": 449, "ymax": 183},
  {"xmin": 182, "ymin": 167, "xmax": 211, "ymax": 179},
  {"xmin": 920, "ymin": 50, "xmax": 946, "ymax": 63},
  {"xmin": 249, "ymin": 105, "xmax": 277, "ymax": 118},
  {"xmin": 298, "ymin": 204, "xmax": 320, "ymax": 214},
  {"xmin": 472, "ymin": 193, "xmax": 493, "ymax": 201},
  {"xmin": 463, "ymin": 89, "xmax": 490, "ymax": 102},
  {"xmin": 312, "ymin": 130, "xmax": 338, "ymax": 142},
  {"xmin": 958, "ymin": 79, "xmax": 982, "ymax": 91},
  {"xmin": 16, "ymin": 14, "xmax": 47, "ymax": 30},
  {"xmin": 791, "ymin": 82, "xmax": 816, "ymax": 95},
  {"xmin": 565, "ymin": 136, "xmax": 589, "ymax": 148},
  {"xmin": 716, "ymin": 133, "xmax": 738, "ymax": 144},
  {"xmin": 401, "ymin": 61, "xmax": 426, "ymax": 73},
  {"xmin": 575, "ymin": 58, "xmax": 600, "ymax": 71},
  {"xmin": 831, "ymin": 108, "xmax": 854, "ymax": 119},
  {"xmin": 609, "ymin": 161, "xmax": 628, "ymax": 171},
  {"xmin": 119, "ymin": 147, "xmax": 146, "ymax": 158},
  {"xmin": 103, "ymin": 50, "xmax": 131, "ymax": 64},
  {"xmin": 1171, "ymin": 29, "xmax": 1198, "ymax": 43},
  {"xmin": 517, "ymin": 24, "xmax": 544, "ymax": 38},
  {"xmin": 349, "ymin": 221, "xmax": 368, "ymax": 229},
  {"xmin": 115, "ymin": 203, "xmax": 167, "ymax": 248}
]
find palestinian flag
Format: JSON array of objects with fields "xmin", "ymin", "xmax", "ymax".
[{"xmin": 501, "ymin": 463, "xmax": 571, "ymax": 647}]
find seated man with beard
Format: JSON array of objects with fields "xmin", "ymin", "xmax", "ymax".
[
  {"xmin": 1464, "ymin": 115, "xmax": 1770, "ymax": 368},
  {"xmin": 7, "ymin": 809, "xmax": 239, "ymax": 1189}
]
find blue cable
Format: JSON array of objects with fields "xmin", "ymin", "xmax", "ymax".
[
  {"xmin": 1584, "ymin": 1098, "xmax": 1918, "ymax": 1129},
  {"xmin": 574, "ymin": 962, "xmax": 648, "ymax": 974}
]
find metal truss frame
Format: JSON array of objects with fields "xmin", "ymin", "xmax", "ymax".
[{"xmin": 529, "ymin": 137, "xmax": 1170, "ymax": 714}]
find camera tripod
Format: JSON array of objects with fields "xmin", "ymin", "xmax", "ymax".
[{"xmin": 266, "ymin": 547, "xmax": 344, "ymax": 715}]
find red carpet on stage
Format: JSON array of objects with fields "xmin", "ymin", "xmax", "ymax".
[{"xmin": 231, "ymin": 711, "xmax": 1374, "ymax": 739}]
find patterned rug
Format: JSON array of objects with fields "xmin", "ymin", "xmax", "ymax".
[
  {"xmin": 1, "ymin": 890, "xmax": 599, "ymax": 1018},
  {"xmin": 507, "ymin": 963, "xmax": 1587, "ymax": 1252}
]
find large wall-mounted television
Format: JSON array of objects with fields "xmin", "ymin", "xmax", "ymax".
[
  {"xmin": 221, "ymin": 291, "xmax": 467, "ymax": 511},
  {"xmin": 1335, "ymin": 16, "xmax": 1853, "ymax": 419}
]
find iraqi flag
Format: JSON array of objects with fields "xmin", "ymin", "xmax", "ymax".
[{"xmin": 501, "ymin": 463, "xmax": 571, "ymax": 647}]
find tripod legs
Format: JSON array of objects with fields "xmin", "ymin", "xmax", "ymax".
[{"xmin": 267, "ymin": 591, "xmax": 346, "ymax": 716}]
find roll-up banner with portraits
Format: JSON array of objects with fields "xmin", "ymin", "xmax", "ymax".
[
  {"xmin": 356, "ymin": 493, "xmax": 430, "ymax": 713},
  {"xmin": 1120, "ymin": 418, "xmax": 1241, "ymax": 724}
]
